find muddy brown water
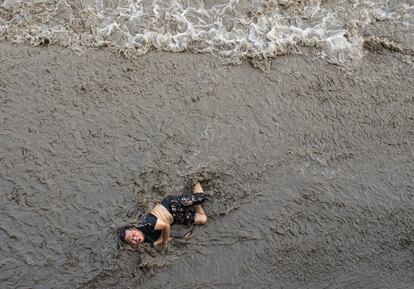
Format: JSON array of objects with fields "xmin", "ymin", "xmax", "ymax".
[{"xmin": 0, "ymin": 43, "xmax": 413, "ymax": 288}]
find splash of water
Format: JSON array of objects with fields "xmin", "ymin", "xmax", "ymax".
[{"xmin": 0, "ymin": 0, "xmax": 413, "ymax": 62}]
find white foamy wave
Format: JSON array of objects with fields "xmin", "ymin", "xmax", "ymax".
[{"xmin": 0, "ymin": 0, "xmax": 412, "ymax": 63}]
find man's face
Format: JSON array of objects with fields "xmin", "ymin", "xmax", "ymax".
[{"xmin": 125, "ymin": 228, "xmax": 144, "ymax": 245}]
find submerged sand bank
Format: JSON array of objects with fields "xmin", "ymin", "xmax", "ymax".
[{"xmin": 0, "ymin": 42, "xmax": 413, "ymax": 288}]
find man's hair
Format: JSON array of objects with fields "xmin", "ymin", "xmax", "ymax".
[{"xmin": 118, "ymin": 226, "xmax": 133, "ymax": 242}]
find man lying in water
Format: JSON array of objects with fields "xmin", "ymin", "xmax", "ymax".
[{"xmin": 119, "ymin": 181, "xmax": 208, "ymax": 251}]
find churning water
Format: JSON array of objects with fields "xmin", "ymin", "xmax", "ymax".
[{"xmin": 1, "ymin": 0, "xmax": 413, "ymax": 62}]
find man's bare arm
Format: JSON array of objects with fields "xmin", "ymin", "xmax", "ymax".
[
  {"xmin": 155, "ymin": 220, "xmax": 171, "ymax": 251},
  {"xmin": 161, "ymin": 224, "xmax": 170, "ymax": 250}
]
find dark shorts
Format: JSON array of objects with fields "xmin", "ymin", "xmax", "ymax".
[{"xmin": 161, "ymin": 193, "xmax": 206, "ymax": 225}]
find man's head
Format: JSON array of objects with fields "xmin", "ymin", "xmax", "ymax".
[{"xmin": 119, "ymin": 226, "xmax": 145, "ymax": 245}]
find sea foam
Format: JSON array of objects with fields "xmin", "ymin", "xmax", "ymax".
[{"xmin": 0, "ymin": 0, "xmax": 412, "ymax": 63}]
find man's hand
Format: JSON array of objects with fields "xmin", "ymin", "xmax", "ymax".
[
  {"xmin": 161, "ymin": 222, "xmax": 171, "ymax": 252},
  {"xmin": 162, "ymin": 241, "xmax": 169, "ymax": 252},
  {"xmin": 162, "ymin": 235, "xmax": 173, "ymax": 252},
  {"xmin": 153, "ymin": 239, "xmax": 163, "ymax": 247}
]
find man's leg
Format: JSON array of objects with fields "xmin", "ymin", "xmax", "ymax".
[
  {"xmin": 193, "ymin": 181, "xmax": 203, "ymax": 194},
  {"xmin": 177, "ymin": 182, "xmax": 207, "ymax": 206},
  {"xmin": 194, "ymin": 181, "xmax": 208, "ymax": 225}
]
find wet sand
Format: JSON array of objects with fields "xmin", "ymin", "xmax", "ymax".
[{"xmin": 0, "ymin": 42, "xmax": 413, "ymax": 289}]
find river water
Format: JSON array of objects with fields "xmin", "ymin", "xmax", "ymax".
[
  {"xmin": 1, "ymin": 0, "xmax": 413, "ymax": 63},
  {"xmin": 1, "ymin": 42, "xmax": 413, "ymax": 288}
]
